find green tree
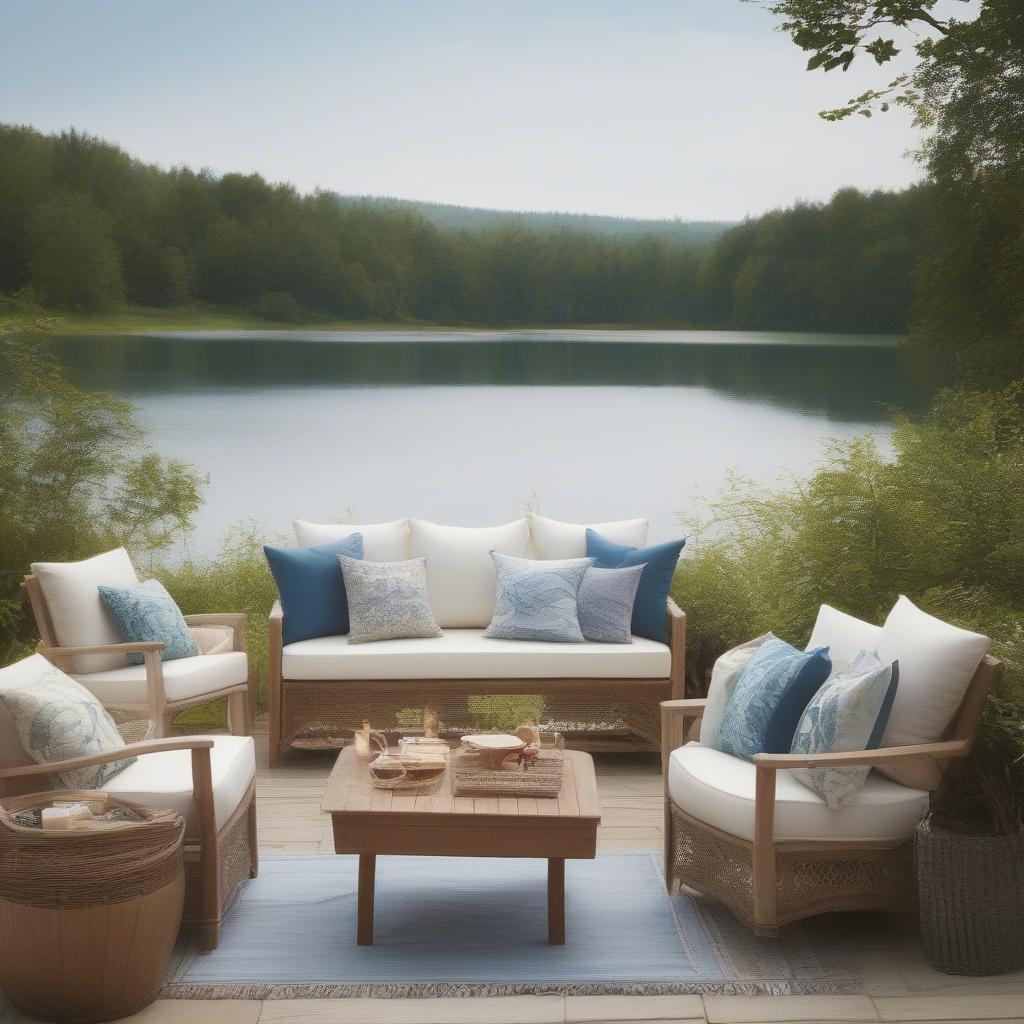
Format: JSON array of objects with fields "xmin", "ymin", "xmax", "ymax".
[
  {"xmin": 27, "ymin": 193, "xmax": 125, "ymax": 312},
  {"xmin": 0, "ymin": 295, "xmax": 204, "ymax": 661},
  {"xmin": 767, "ymin": 0, "xmax": 1024, "ymax": 384}
]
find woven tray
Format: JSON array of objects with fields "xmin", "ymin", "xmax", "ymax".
[{"xmin": 451, "ymin": 754, "xmax": 563, "ymax": 797}]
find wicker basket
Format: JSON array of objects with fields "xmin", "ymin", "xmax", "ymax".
[
  {"xmin": 915, "ymin": 815, "xmax": 1024, "ymax": 976},
  {"xmin": 0, "ymin": 790, "xmax": 185, "ymax": 1023}
]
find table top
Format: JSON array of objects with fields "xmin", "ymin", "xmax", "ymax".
[{"xmin": 323, "ymin": 746, "xmax": 601, "ymax": 825}]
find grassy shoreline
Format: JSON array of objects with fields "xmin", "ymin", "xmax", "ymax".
[{"xmin": 17, "ymin": 302, "xmax": 707, "ymax": 334}]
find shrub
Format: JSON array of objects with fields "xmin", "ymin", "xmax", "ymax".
[
  {"xmin": 673, "ymin": 385, "xmax": 1024, "ymax": 700},
  {"xmin": 255, "ymin": 290, "xmax": 310, "ymax": 323}
]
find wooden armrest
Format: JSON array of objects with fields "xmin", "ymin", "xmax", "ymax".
[
  {"xmin": 667, "ymin": 598, "xmax": 684, "ymax": 620},
  {"xmin": 754, "ymin": 738, "xmax": 971, "ymax": 772},
  {"xmin": 661, "ymin": 698, "xmax": 706, "ymax": 716},
  {"xmin": 0, "ymin": 738, "xmax": 215, "ymax": 780},
  {"xmin": 184, "ymin": 612, "xmax": 246, "ymax": 629},
  {"xmin": 46, "ymin": 641, "xmax": 165, "ymax": 656},
  {"xmin": 269, "ymin": 600, "xmax": 282, "ymax": 621}
]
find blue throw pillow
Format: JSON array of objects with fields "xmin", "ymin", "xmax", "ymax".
[
  {"xmin": 577, "ymin": 564, "xmax": 645, "ymax": 643},
  {"xmin": 98, "ymin": 578, "xmax": 200, "ymax": 664},
  {"xmin": 716, "ymin": 636, "xmax": 832, "ymax": 760},
  {"xmin": 483, "ymin": 553, "xmax": 592, "ymax": 643},
  {"xmin": 585, "ymin": 529, "xmax": 685, "ymax": 642},
  {"xmin": 264, "ymin": 534, "xmax": 364, "ymax": 645}
]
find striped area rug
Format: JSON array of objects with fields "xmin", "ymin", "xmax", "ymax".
[{"xmin": 165, "ymin": 852, "xmax": 863, "ymax": 999}]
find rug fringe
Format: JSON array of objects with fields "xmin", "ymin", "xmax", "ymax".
[{"xmin": 162, "ymin": 980, "xmax": 864, "ymax": 1000}]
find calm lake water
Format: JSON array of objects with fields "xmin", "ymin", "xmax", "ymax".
[{"xmin": 55, "ymin": 329, "xmax": 922, "ymax": 555}]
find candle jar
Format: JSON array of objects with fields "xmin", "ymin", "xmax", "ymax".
[
  {"xmin": 422, "ymin": 705, "xmax": 439, "ymax": 739},
  {"xmin": 354, "ymin": 721, "xmax": 373, "ymax": 757}
]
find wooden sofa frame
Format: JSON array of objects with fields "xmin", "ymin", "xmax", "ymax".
[
  {"xmin": 0, "ymin": 738, "xmax": 257, "ymax": 951},
  {"xmin": 24, "ymin": 573, "xmax": 253, "ymax": 737},
  {"xmin": 661, "ymin": 653, "xmax": 1003, "ymax": 936},
  {"xmin": 268, "ymin": 599, "xmax": 686, "ymax": 766}
]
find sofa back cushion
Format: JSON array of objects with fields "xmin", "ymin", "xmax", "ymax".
[
  {"xmin": 31, "ymin": 548, "xmax": 140, "ymax": 673},
  {"xmin": 409, "ymin": 518, "xmax": 530, "ymax": 627},
  {"xmin": 293, "ymin": 518, "xmax": 409, "ymax": 561},
  {"xmin": 529, "ymin": 514, "xmax": 648, "ymax": 559},
  {"xmin": 876, "ymin": 595, "xmax": 990, "ymax": 790},
  {"xmin": 806, "ymin": 604, "xmax": 883, "ymax": 671}
]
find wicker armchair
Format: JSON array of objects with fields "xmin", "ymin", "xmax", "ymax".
[
  {"xmin": 24, "ymin": 549, "xmax": 251, "ymax": 737},
  {"xmin": 661, "ymin": 654, "xmax": 1003, "ymax": 936},
  {"xmin": 0, "ymin": 652, "xmax": 257, "ymax": 952}
]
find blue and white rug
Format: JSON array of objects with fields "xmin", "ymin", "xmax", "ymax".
[{"xmin": 165, "ymin": 852, "xmax": 863, "ymax": 998}]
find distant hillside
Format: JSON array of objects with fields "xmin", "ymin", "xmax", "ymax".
[{"xmin": 340, "ymin": 196, "xmax": 734, "ymax": 244}]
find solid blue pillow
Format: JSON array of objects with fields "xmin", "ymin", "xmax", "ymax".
[
  {"xmin": 264, "ymin": 534, "xmax": 364, "ymax": 645},
  {"xmin": 585, "ymin": 529, "xmax": 685, "ymax": 642},
  {"xmin": 716, "ymin": 636, "xmax": 832, "ymax": 760}
]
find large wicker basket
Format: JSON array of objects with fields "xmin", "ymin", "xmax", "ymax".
[
  {"xmin": 0, "ymin": 790, "xmax": 185, "ymax": 1023},
  {"xmin": 915, "ymin": 815, "xmax": 1024, "ymax": 976}
]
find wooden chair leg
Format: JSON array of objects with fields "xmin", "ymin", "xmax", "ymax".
[
  {"xmin": 247, "ymin": 798, "xmax": 259, "ymax": 879},
  {"xmin": 227, "ymin": 691, "xmax": 249, "ymax": 737}
]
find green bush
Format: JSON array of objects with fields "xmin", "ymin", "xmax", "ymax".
[
  {"xmin": 673, "ymin": 385, "xmax": 1024, "ymax": 700},
  {"xmin": 255, "ymin": 291, "xmax": 311, "ymax": 323}
]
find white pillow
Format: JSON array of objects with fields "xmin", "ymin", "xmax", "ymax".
[
  {"xmin": 529, "ymin": 513, "xmax": 648, "ymax": 559},
  {"xmin": 293, "ymin": 518, "xmax": 409, "ymax": 561},
  {"xmin": 188, "ymin": 624, "xmax": 235, "ymax": 655},
  {"xmin": 31, "ymin": 548, "xmax": 139, "ymax": 673},
  {"xmin": 876, "ymin": 595, "xmax": 990, "ymax": 790},
  {"xmin": 409, "ymin": 518, "xmax": 530, "ymax": 627},
  {"xmin": 806, "ymin": 604, "xmax": 883, "ymax": 672},
  {"xmin": 699, "ymin": 633, "xmax": 772, "ymax": 747}
]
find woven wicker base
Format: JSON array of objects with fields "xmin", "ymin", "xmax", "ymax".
[
  {"xmin": 668, "ymin": 801, "xmax": 914, "ymax": 934},
  {"xmin": 183, "ymin": 788, "xmax": 256, "ymax": 940},
  {"xmin": 452, "ymin": 755, "xmax": 563, "ymax": 797},
  {"xmin": 279, "ymin": 678, "xmax": 670, "ymax": 757}
]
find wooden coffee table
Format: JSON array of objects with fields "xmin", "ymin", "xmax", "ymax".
[{"xmin": 322, "ymin": 746, "xmax": 601, "ymax": 945}]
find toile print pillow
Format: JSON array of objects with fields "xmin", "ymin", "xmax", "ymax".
[
  {"xmin": 339, "ymin": 555, "xmax": 443, "ymax": 644},
  {"xmin": 0, "ymin": 654, "xmax": 135, "ymax": 788}
]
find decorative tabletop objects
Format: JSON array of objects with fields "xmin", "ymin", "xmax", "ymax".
[
  {"xmin": 451, "ymin": 730, "xmax": 565, "ymax": 797},
  {"xmin": 461, "ymin": 733, "xmax": 525, "ymax": 770}
]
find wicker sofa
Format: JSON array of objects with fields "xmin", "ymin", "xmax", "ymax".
[{"xmin": 268, "ymin": 514, "xmax": 686, "ymax": 766}]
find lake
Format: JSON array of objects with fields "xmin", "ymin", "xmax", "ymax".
[{"xmin": 54, "ymin": 329, "xmax": 923, "ymax": 555}]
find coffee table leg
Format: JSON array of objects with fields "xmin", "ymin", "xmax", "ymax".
[
  {"xmin": 357, "ymin": 853, "xmax": 376, "ymax": 945},
  {"xmin": 548, "ymin": 857, "xmax": 565, "ymax": 945}
]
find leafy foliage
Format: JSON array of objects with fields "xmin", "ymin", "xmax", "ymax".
[
  {"xmin": 0, "ymin": 296, "xmax": 203, "ymax": 661},
  {"xmin": 0, "ymin": 123, "xmax": 919, "ymax": 333},
  {"xmin": 673, "ymin": 385, "xmax": 1024, "ymax": 699}
]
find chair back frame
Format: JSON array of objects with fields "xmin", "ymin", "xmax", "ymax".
[{"xmin": 22, "ymin": 573, "xmax": 74, "ymax": 673}]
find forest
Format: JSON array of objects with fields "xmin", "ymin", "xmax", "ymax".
[{"xmin": 0, "ymin": 123, "xmax": 920, "ymax": 332}]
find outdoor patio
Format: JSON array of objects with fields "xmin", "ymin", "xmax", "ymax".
[{"xmin": 3, "ymin": 718, "xmax": 1016, "ymax": 1024}]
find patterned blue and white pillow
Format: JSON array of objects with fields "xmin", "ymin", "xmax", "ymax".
[
  {"xmin": 717, "ymin": 636, "xmax": 832, "ymax": 761},
  {"xmin": 339, "ymin": 555, "xmax": 443, "ymax": 644},
  {"xmin": 791, "ymin": 651, "xmax": 900, "ymax": 809},
  {"xmin": 577, "ymin": 564, "xmax": 645, "ymax": 643},
  {"xmin": 0, "ymin": 655, "xmax": 135, "ymax": 788},
  {"xmin": 483, "ymin": 553, "xmax": 591, "ymax": 643},
  {"xmin": 99, "ymin": 578, "xmax": 200, "ymax": 664}
]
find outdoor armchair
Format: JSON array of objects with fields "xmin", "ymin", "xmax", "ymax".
[
  {"xmin": 0, "ymin": 656, "xmax": 257, "ymax": 952},
  {"xmin": 661, "ymin": 649, "xmax": 1002, "ymax": 936},
  {"xmin": 24, "ymin": 548, "xmax": 251, "ymax": 738}
]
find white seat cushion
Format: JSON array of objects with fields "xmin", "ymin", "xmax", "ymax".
[
  {"xmin": 409, "ymin": 518, "xmax": 530, "ymax": 628},
  {"xmin": 293, "ymin": 518, "xmax": 409, "ymax": 561},
  {"xmin": 806, "ymin": 604, "xmax": 883, "ymax": 670},
  {"xmin": 31, "ymin": 548, "xmax": 139, "ymax": 673},
  {"xmin": 282, "ymin": 628, "xmax": 671, "ymax": 680},
  {"xmin": 529, "ymin": 514, "xmax": 649, "ymax": 559},
  {"xmin": 73, "ymin": 652, "xmax": 248, "ymax": 706},
  {"xmin": 668, "ymin": 742, "xmax": 928, "ymax": 843},
  {"xmin": 876, "ymin": 595, "xmax": 990, "ymax": 790},
  {"xmin": 99, "ymin": 735, "xmax": 254, "ymax": 832}
]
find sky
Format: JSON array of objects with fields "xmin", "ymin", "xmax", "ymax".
[{"xmin": 0, "ymin": 0, "xmax": 934, "ymax": 221}]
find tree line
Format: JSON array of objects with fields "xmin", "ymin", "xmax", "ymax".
[{"xmin": 0, "ymin": 124, "xmax": 919, "ymax": 332}]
